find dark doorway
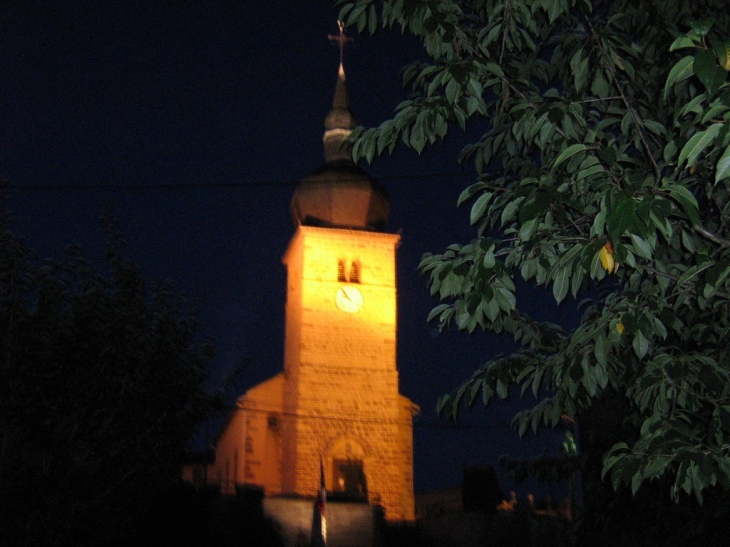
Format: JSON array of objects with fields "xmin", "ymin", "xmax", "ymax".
[{"xmin": 333, "ymin": 459, "xmax": 367, "ymax": 500}]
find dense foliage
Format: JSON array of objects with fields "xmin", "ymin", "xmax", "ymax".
[
  {"xmin": 0, "ymin": 205, "xmax": 217, "ymax": 546},
  {"xmin": 339, "ymin": 0, "xmax": 730, "ymax": 502}
]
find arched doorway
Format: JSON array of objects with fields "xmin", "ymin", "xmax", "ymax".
[
  {"xmin": 333, "ymin": 458, "xmax": 366, "ymax": 498},
  {"xmin": 326, "ymin": 437, "xmax": 368, "ymax": 501}
]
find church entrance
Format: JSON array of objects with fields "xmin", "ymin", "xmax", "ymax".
[{"xmin": 333, "ymin": 459, "xmax": 367, "ymax": 500}]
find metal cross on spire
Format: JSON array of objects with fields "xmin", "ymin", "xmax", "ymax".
[{"xmin": 328, "ymin": 20, "xmax": 353, "ymax": 68}]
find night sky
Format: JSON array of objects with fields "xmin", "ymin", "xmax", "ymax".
[{"xmin": 1, "ymin": 1, "xmax": 575, "ymax": 496}]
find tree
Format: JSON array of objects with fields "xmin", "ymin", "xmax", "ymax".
[
  {"xmin": 338, "ymin": 0, "xmax": 730, "ymax": 503},
  {"xmin": 0, "ymin": 203, "xmax": 218, "ymax": 546}
]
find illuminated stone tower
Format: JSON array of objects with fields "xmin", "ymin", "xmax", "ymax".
[
  {"xmin": 283, "ymin": 61, "xmax": 417, "ymax": 522},
  {"xmin": 205, "ymin": 59, "xmax": 417, "ymax": 524}
]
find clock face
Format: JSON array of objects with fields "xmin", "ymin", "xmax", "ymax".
[{"xmin": 335, "ymin": 286, "xmax": 363, "ymax": 313}]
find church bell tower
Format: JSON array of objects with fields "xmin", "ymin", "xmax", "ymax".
[
  {"xmin": 282, "ymin": 57, "xmax": 416, "ymax": 521},
  {"xmin": 203, "ymin": 30, "xmax": 417, "ymax": 524}
]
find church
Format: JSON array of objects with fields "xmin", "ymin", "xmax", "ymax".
[{"xmin": 205, "ymin": 46, "xmax": 418, "ymax": 525}]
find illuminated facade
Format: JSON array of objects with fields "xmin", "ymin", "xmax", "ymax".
[{"xmin": 209, "ymin": 61, "xmax": 417, "ymax": 522}]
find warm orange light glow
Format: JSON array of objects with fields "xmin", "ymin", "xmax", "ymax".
[
  {"xmin": 203, "ymin": 225, "xmax": 417, "ymax": 523},
  {"xmin": 278, "ymin": 227, "xmax": 415, "ymax": 522},
  {"xmin": 288, "ymin": 227, "xmax": 399, "ymax": 371}
]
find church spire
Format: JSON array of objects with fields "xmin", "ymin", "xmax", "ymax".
[
  {"xmin": 290, "ymin": 22, "xmax": 390, "ymax": 232},
  {"xmin": 324, "ymin": 22, "xmax": 356, "ymax": 163}
]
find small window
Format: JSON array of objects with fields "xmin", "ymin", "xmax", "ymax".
[
  {"xmin": 337, "ymin": 260, "xmax": 346, "ymax": 282},
  {"xmin": 349, "ymin": 261, "xmax": 360, "ymax": 283}
]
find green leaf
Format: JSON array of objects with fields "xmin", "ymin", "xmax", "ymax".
[
  {"xmin": 571, "ymin": 264, "xmax": 585, "ymax": 297},
  {"xmin": 559, "ymin": 242, "xmax": 583, "ymax": 269},
  {"xmin": 715, "ymin": 144, "xmax": 730, "ymax": 184},
  {"xmin": 631, "ymin": 469, "xmax": 644, "ymax": 494},
  {"xmin": 632, "ymin": 330, "xmax": 649, "ymax": 359},
  {"xmin": 544, "ymin": 0, "xmax": 567, "ymax": 23},
  {"xmin": 663, "ymin": 56, "xmax": 694, "ymax": 100},
  {"xmin": 670, "ymin": 35, "xmax": 698, "ymax": 52},
  {"xmin": 595, "ymin": 360, "xmax": 608, "ymax": 389},
  {"xmin": 716, "ymin": 40, "xmax": 730, "ymax": 70},
  {"xmin": 501, "ymin": 199, "xmax": 521, "ymax": 226},
  {"xmin": 466, "ymin": 96, "xmax": 481, "ymax": 116},
  {"xmin": 470, "ymin": 192, "xmax": 494, "ymax": 224},
  {"xmin": 458, "ymin": 182, "xmax": 487, "ymax": 206},
  {"xmin": 606, "ymin": 192, "xmax": 637, "ymax": 243},
  {"xmin": 495, "ymin": 287, "xmax": 516, "ymax": 311},
  {"xmin": 552, "ymin": 267, "xmax": 570, "ymax": 304},
  {"xmin": 681, "ymin": 227, "xmax": 696, "ymax": 252},
  {"xmin": 664, "ymin": 139, "xmax": 679, "ymax": 163},
  {"xmin": 694, "ymin": 49, "xmax": 727, "ymax": 96},
  {"xmin": 592, "ymin": 209, "xmax": 606, "ymax": 236},
  {"xmin": 496, "ymin": 379, "xmax": 508, "ymax": 399},
  {"xmin": 553, "ymin": 144, "xmax": 588, "ymax": 169},
  {"xmin": 445, "ymin": 78, "xmax": 460, "ymax": 104},
  {"xmin": 590, "ymin": 247, "xmax": 605, "ymax": 279},
  {"xmin": 690, "ymin": 17, "xmax": 715, "ymax": 37},
  {"xmin": 704, "ymin": 262, "xmax": 730, "ymax": 299},
  {"xmin": 664, "ymin": 182, "xmax": 700, "ymax": 225},
  {"xmin": 677, "ymin": 123, "xmax": 724, "ymax": 167},
  {"xmin": 483, "ymin": 248, "xmax": 496, "ymax": 269},
  {"xmin": 521, "ymin": 259, "xmax": 537, "ymax": 281},
  {"xmin": 582, "ymin": 354, "xmax": 597, "ymax": 396},
  {"xmin": 427, "ymin": 304, "xmax": 451, "ymax": 322},
  {"xmin": 343, "ymin": 2, "xmax": 368, "ymax": 28},
  {"xmin": 485, "ymin": 298, "xmax": 499, "ymax": 321},
  {"xmin": 467, "ymin": 77, "xmax": 483, "ymax": 98},
  {"xmin": 676, "ymin": 261, "xmax": 713, "ymax": 287},
  {"xmin": 410, "ymin": 122, "xmax": 426, "ymax": 153},
  {"xmin": 519, "ymin": 217, "xmax": 539, "ymax": 241},
  {"xmin": 570, "ymin": 48, "xmax": 590, "ymax": 93},
  {"xmin": 594, "ymin": 333, "xmax": 607, "ymax": 367},
  {"xmin": 643, "ymin": 455, "xmax": 672, "ymax": 480},
  {"xmin": 577, "ymin": 163, "xmax": 605, "ymax": 182},
  {"xmin": 367, "ymin": 4, "xmax": 378, "ymax": 34},
  {"xmin": 591, "ymin": 70, "xmax": 609, "ymax": 98},
  {"xmin": 629, "ymin": 233, "xmax": 652, "ymax": 260},
  {"xmin": 484, "ymin": 62, "xmax": 504, "ymax": 78},
  {"xmin": 652, "ymin": 317, "xmax": 668, "ymax": 340}
]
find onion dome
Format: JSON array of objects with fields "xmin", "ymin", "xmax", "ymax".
[{"xmin": 291, "ymin": 64, "xmax": 390, "ymax": 232}]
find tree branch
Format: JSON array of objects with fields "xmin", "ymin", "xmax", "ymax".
[
  {"xmin": 694, "ymin": 223, "xmax": 730, "ymax": 248},
  {"xmin": 588, "ymin": 22, "xmax": 662, "ymax": 182},
  {"xmin": 499, "ymin": 0, "xmax": 510, "ymax": 65}
]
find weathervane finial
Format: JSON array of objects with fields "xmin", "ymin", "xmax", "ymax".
[{"xmin": 328, "ymin": 20, "xmax": 353, "ymax": 70}]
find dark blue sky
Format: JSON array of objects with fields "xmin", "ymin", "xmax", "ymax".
[{"xmin": 1, "ymin": 1, "xmax": 575, "ymax": 496}]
